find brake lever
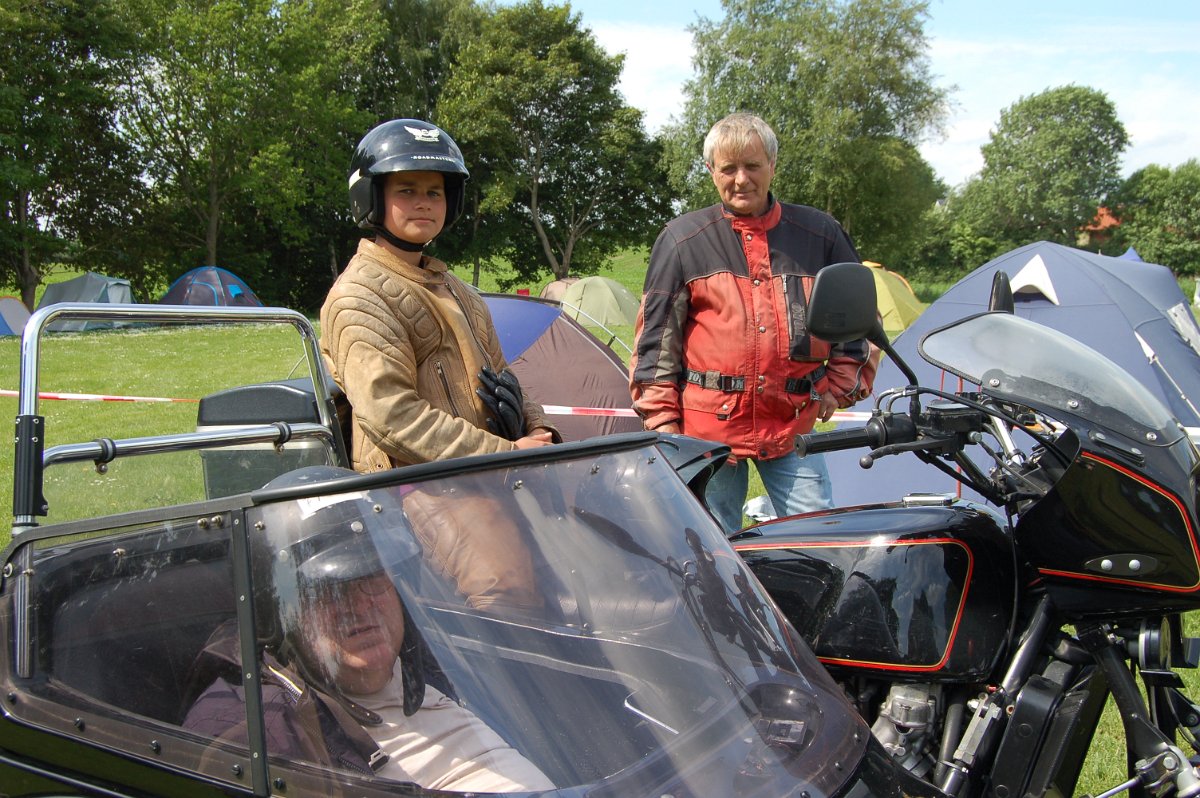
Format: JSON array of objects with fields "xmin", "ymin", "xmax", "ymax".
[{"xmin": 859, "ymin": 434, "xmax": 961, "ymax": 469}]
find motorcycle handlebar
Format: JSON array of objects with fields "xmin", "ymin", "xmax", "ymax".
[
  {"xmin": 795, "ymin": 414, "xmax": 918, "ymax": 457},
  {"xmin": 795, "ymin": 425, "xmax": 876, "ymax": 456}
]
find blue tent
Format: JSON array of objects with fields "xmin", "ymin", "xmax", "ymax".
[
  {"xmin": 160, "ymin": 266, "xmax": 262, "ymax": 307},
  {"xmin": 826, "ymin": 241, "xmax": 1200, "ymax": 507},
  {"xmin": 483, "ymin": 293, "xmax": 641, "ymax": 441}
]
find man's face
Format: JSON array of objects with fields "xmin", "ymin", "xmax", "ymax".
[
  {"xmin": 707, "ymin": 136, "xmax": 775, "ymax": 217},
  {"xmin": 382, "ymin": 170, "xmax": 447, "ymax": 245},
  {"xmin": 301, "ymin": 571, "xmax": 406, "ymax": 696}
]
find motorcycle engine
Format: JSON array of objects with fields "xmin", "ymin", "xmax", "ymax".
[{"xmin": 870, "ymin": 683, "xmax": 941, "ymax": 778}]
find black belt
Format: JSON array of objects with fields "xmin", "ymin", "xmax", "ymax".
[
  {"xmin": 685, "ymin": 364, "xmax": 826, "ymax": 394},
  {"xmin": 685, "ymin": 369, "xmax": 744, "ymax": 392}
]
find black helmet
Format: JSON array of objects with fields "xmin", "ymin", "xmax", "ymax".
[
  {"xmin": 348, "ymin": 119, "xmax": 471, "ymax": 236},
  {"xmin": 249, "ymin": 466, "xmax": 418, "ymax": 652}
]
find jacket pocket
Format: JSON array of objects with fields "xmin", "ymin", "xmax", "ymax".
[{"xmin": 682, "ymin": 385, "xmax": 742, "ymax": 421}]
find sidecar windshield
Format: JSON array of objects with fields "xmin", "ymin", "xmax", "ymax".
[
  {"xmin": 229, "ymin": 443, "xmax": 869, "ymax": 796},
  {"xmin": 920, "ymin": 312, "xmax": 1182, "ymax": 444}
]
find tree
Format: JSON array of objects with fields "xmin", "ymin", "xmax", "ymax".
[
  {"xmin": 1111, "ymin": 161, "xmax": 1200, "ymax": 275},
  {"xmin": 115, "ymin": 0, "xmax": 380, "ymax": 302},
  {"xmin": 437, "ymin": 0, "xmax": 673, "ymax": 284},
  {"xmin": 952, "ymin": 85, "xmax": 1129, "ymax": 261},
  {"xmin": 0, "ymin": 0, "xmax": 143, "ymax": 308},
  {"xmin": 666, "ymin": 0, "xmax": 949, "ymax": 264},
  {"xmin": 359, "ymin": 0, "xmax": 483, "ymax": 122}
]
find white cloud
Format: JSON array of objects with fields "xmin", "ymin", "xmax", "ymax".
[{"xmin": 589, "ymin": 21, "xmax": 694, "ymax": 134}]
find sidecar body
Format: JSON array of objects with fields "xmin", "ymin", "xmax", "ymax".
[{"xmin": 0, "ymin": 303, "xmax": 940, "ymax": 797}]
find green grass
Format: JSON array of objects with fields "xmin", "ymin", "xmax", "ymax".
[{"xmin": 3, "ymin": 257, "xmax": 1195, "ymax": 792}]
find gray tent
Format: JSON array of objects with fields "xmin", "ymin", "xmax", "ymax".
[
  {"xmin": 825, "ymin": 241, "xmax": 1200, "ymax": 507},
  {"xmin": 36, "ymin": 272, "xmax": 134, "ymax": 331}
]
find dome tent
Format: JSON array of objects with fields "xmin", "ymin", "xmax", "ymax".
[
  {"xmin": 160, "ymin": 266, "xmax": 262, "ymax": 307},
  {"xmin": 483, "ymin": 293, "xmax": 641, "ymax": 441},
  {"xmin": 559, "ymin": 276, "xmax": 640, "ymax": 328},
  {"xmin": 0, "ymin": 296, "xmax": 30, "ymax": 336},
  {"xmin": 824, "ymin": 241, "xmax": 1200, "ymax": 507},
  {"xmin": 36, "ymin": 272, "xmax": 134, "ymax": 332},
  {"xmin": 539, "ymin": 277, "xmax": 580, "ymax": 302},
  {"xmin": 863, "ymin": 261, "xmax": 924, "ymax": 339}
]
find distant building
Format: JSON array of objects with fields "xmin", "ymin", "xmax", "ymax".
[{"xmin": 1077, "ymin": 206, "xmax": 1119, "ymax": 249}]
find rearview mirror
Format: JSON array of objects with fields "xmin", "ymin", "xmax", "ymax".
[{"xmin": 807, "ymin": 262, "xmax": 884, "ymax": 345}]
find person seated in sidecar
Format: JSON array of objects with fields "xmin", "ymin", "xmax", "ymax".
[{"xmin": 182, "ymin": 467, "xmax": 554, "ymax": 793}]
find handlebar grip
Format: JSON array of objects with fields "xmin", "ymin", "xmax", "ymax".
[
  {"xmin": 795, "ymin": 425, "xmax": 875, "ymax": 456},
  {"xmin": 795, "ymin": 415, "xmax": 917, "ymax": 457}
]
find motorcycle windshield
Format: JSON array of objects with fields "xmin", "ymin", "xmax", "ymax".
[
  {"xmin": 244, "ymin": 443, "xmax": 871, "ymax": 796},
  {"xmin": 919, "ymin": 312, "xmax": 1183, "ymax": 444}
]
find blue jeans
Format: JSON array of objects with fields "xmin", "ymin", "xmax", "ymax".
[{"xmin": 704, "ymin": 450, "xmax": 833, "ymax": 533}]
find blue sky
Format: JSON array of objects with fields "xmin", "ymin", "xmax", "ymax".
[{"xmin": 543, "ymin": 0, "xmax": 1200, "ymax": 188}]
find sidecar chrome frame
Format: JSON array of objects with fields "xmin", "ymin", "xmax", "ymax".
[{"xmin": 11, "ymin": 303, "xmax": 344, "ymax": 535}]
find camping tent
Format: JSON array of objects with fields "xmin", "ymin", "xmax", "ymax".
[
  {"xmin": 864, "ymin": 261, "xmax": 924, "ymax": 338},
  {"xmin": 539, "ymin": 277, "xmax": 580, "ymax": 302},
  {"xmin": 559, "ymin": 276, "xmax": 640, "ymax": 328},
  {"xmin": 160, "ymin": 266, "xmax": 263, "ymax": 307},
  {"xmin": 36, "ymin": 272, "xmax": 134, "ymax": 331},
  {"xmin": 824, "ymin": 241, "xmax": 1200, "ymax": 507},
  {"xmin": 0, "ymin": 297, "xmax": 30, "ymax": 336},
  {"xmin": 483, "ymin": 293, "xmax": 641, "ymax": 441}
]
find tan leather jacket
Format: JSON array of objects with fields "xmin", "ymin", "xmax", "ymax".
[{"xmin": 320, "ymin": 239, "xmax": 554, "ymax": 471}]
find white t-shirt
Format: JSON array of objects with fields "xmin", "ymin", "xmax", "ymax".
[{"xmin": 353, "ymin": 664, "xmax": 555, "ymax": 793}]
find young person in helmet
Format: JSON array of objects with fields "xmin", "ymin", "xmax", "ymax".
[
  {"xmin": 183, "ymin": 467, "xmax": 554, "ymax": 792},
  {"xmin": 321, "ymin": 118, "xmax": 558, "ymax": 473},
  {"xmin": 321, "ymin": 119, "xmax": 557, "ymax": 614}
]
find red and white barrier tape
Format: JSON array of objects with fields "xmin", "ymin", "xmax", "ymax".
[
  {"xmin": 540, "ymin": 405, "xmax": 869, "ymax": 423},
  {"xmin": 0, "ymin": 392, "xmax": 871, "ymax": 424},
  {"xmin": 540, "ymin": 404, "xmax": 639, "ymax": 418},
  {"xmin": 0, "ymin": 389, "xmax": 197, "ymax": 403}
]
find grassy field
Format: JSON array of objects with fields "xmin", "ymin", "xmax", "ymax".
[{"xmin": 2, "ymin": 258, "xmax": 1196, "ymax": 792}]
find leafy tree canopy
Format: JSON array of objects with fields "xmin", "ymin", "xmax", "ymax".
[
  {"xmin": 438, "ymin": 0, "xmax": 673, "ymax": 284},
  {"xmin": 951, "ymin": 84, "xmax": 1129, "ymax": 263},
  {"xmin": 1111, "ymin": 160, "xmax": 1200, "ymax": 275},
  {"xmin": 0, "ymin": 0, "xmax": 143, "ymax": 307},
  {"xmin": 115, "ymin": 0, "xmax": 380, "ymax": 305}
]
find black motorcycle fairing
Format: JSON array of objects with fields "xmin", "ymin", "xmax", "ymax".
[{"xmin": 1014, "ymin": 431, "xmax": 1200, "ymax": 617}]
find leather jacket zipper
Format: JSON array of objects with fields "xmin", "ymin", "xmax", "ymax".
[
  {"xmin": 435, "ymin": 360, "xmax": 463, "ymax": 417},
  {"xmin": 444, "ymin": 281, "xmax": 493, "ymax": 368}
]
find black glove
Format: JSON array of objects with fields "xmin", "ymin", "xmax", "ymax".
[{"xmin": 476, "ymin": 367, "xmax": 527, "ymax": 441}]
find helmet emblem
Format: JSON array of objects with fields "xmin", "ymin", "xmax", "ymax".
[{"xmin": 405, "ymin": 125, "xmax": 441, "ymax": 143}]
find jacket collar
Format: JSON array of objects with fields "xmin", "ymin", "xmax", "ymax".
[
  {"xmin": 721, "ymin": 194, "xmax": 781, "ymax": 233},
  {"xmin": 357, "ymin": 238, "xmax": 449, "ymax": 281}
]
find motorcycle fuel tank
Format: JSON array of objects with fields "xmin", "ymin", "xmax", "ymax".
[{"xmin": 733, "ymin": 497, "xmax": 1014, "ymax": 681}]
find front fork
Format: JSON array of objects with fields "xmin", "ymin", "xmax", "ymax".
[
  {"xmin": 936, "ymin": 602, "xmax": 1200, "ymax": 798},
  {"xmin": 1079, "ymin": 621, "xmax": 1200, "ymax": 798}
]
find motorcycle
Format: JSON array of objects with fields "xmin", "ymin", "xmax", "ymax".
[
  {"xmin": 0, "ymin": 301, "xmax": 939, "ymax": 796},
  {"xmin": 732, "ymin": 262, "xmax": 1200, "ymax": 798}
]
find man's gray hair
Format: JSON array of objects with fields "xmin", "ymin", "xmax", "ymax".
[{"xmin": 703, "ymin": 113, "xmax": 778, "ymax": 166}]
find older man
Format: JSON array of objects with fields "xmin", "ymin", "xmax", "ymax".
[
  {"xmin": 630, "ymin": 112, "xmax": 878, "ymax": 532},
  {"xmin": 183, "ymin": 467, "xmax": 553, "ymax": 793}
]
